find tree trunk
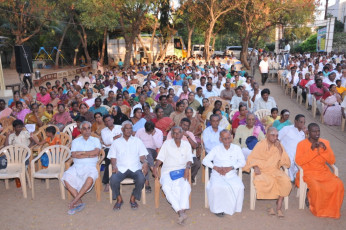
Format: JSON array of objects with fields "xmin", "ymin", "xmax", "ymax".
[
  {"xmin": 73, "ymin": 42, "xmax": 81, "ymax": 66},
  {"xmin": 187, "ymin": 25, "xmax": 194, "ymax": 58},
  {"xmin": 149, "ymin": 18, "xmax": 158, "ymax": 64},
  {"xmin": 124, "ymin": 36, "xmax": 135, "ymax": 68},
  {"xmin": 211, "ymin": 34, "xmax": 216, "ymax": 54},
  {"xmin": 240, "ymin": 35, "xmax": 250, "ymax": 69},
  {"xmin": 10, "ymin": 47, "xmax": 16, "ymax": 69},
  {"xmin": 138, "ymin": 35, "xmax": 150, "ymax": 62},
  {"xmin": 55, "ymin": 23, "xmax": 69, "ymax": 68},
  {"xmin": 204, "ymin": 21, "xmax": 215, "ymax": 62},
  {"xmin": 77, "ymin": 25, "xmax": 91, "ymax": 65},
  {"xmin": 99, "ymin": 27, "xmax": 108, "ymax": 66}
]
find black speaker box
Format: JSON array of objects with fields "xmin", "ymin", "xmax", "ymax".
[{"xmin": 15, "ymin": 45, "xmax": 33, "ymax": 74}]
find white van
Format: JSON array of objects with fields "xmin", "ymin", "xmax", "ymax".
[
  {"xmin": 192, "ymin": 44, "xmax": 212, "ymax": 57},
  {"xmin": 225, "ymin": 46, "xmax": 258, "ymax": 58}
]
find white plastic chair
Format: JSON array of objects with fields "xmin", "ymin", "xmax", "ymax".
[
  {"xmin": 0, "ymin": 145, "xmax": 32, "ymax": 198},
  {"xmin": 297, "ymin": 165, "xmax": 338, "ymax": 209},
  {"xmin": 229, "ymin": 109, "xmax": 238, "ymax": 120},
  {"xmin": 296, "ymin": 88, "xmax": 303, "ymax": 104},
  {"xmin": 204, "ymin": 166, "xmax": 242, "ymax": 208},
  {"xmin": 62, "ymin": 123, "xmax": 77, "ymax": 140},
  {"xmin": 341, "ymin": 108, "xmax": 345, "ymax": 132},
  {"xmin": 254, "ymin": 109, "xmax": 271, "ymax": 121},
  {"xmin": 250, "ymin": 167, "xmax": 289, "ymax": 210},
  {"xmin": 311, "ymin": 96, "xmax": 317, "ymax": 118},
  {"xmin": 31, "ymin": 145, "xmax": 71, "ymax": 199},
  {"xmin": 108, "ymin": 164, "xmax": 146, "ymax": 205}
]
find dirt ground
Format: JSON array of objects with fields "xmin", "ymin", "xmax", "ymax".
[{"xmin": 1, "ymin": 67, "xmax": 345, "ymax": 230}]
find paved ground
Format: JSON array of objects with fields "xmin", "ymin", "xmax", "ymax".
[{"xmin": 1, "ymin": 67, "xmax": 345, "ymax": 230}]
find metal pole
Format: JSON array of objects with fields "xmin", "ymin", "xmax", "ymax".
[{"xmin": 325, "ymin": 0, "xmax": 329, "ymax": 20}]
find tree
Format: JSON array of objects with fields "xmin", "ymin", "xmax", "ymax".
[
  {"xmin": 0, "ymin": 0, "xmax": 54, "ymax": 69},
  {"xmin": 75, "ymin": 0, "xmax": 118, "ymax": 66},
  {"xmin": 115, "ymin": 0, "xmax": 154, "ymax": 68},
  {"xmin": 193, "ymin": 0, "xmax": 239, "ymax": 61},
  {"xmin": 231, "ymin": 0, "xmax": 317, "ymax": 68}
]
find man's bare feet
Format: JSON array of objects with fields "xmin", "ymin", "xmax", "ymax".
[
  {"xmin": 69, "ymin": 199, "xmax": 82, "ymax": 209},
  {"xmin": 177, "ymin": 211, "xmax": 187, "ymax": 225},
  {"xmin": 104, "ymin": 184, "xmax": 109, "ymax": 192},
  {"xmin": 267, "ymin": 207, "xmax": 276, "ymax": 216},
  {"xmin": 277, "ymin": 209, "xmax": 284, "ymax": 218}
]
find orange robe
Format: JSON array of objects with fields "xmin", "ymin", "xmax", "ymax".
[
  {"xmin": 295, "ymin": 139, "xmax": 344, "ymax": 219},
  {"xmin": 243, "ymin": 139, "xmax": 292, "ymax": 199}
]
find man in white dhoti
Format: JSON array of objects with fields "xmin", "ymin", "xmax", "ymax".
[
  {"xmin": 153, "ymin": 126, "xmax": 193, "ymax": 225},
  {"xmin": 278, "ymin": 114, "xmax": 306, "ymax": 181},
  {"xmin": 202, "ymin": 130, "xmax": 245, "ymax": 217},
  {"xmin": 62, "ymin": 121, "xmax": 101, "ymax": 215}
]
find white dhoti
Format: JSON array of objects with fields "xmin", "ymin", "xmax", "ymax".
[
  {"xmin": 160, "ymin": 173, "xmax": 191, "ymax": 212},
  {"xmin": 207, "ymin": 171, "xmax": 244, "ymax": 215},
  {"xmin": 61, "ymin": 164, "xmax": 98, "ymax": 192}
]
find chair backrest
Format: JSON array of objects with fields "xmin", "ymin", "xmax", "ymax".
[
  {"xmin": 35, "ymin": 125, "xmax": 60, "ymax": 142},
  {"xmin": 0, "ymin": 134, "xmax": 6, "ymax": 148},
  {"xmin": 101, "ymin": 104, "xmax": 110, "ymax": 111},
  {"xmin": 62, "ymin": 123, "xmax": 77, "ymax": 139},
  {"xmin": 39, "ymin": 145, "xmax": 71, "ymax": 166},
  {"xmin": 208, "ymin": 96, "xmax": 229, "ymax": 110},
  {"xmin": 58, "ymin": 132, "xmax": 72, "ymax": 147},
  {"xmin": 0, "ymin": 145, "xmax": 31, "ymax": 165},
  {"xmin": 254, "ymin": 109, "xmax": 271, "ymax": 120},
  {"xmin": 0, "ymin": 116, "xmax": 15, "ymax": 129},
  {"xmin": 229, "ymin": 109, "xmax": 238, "ymax": 120}
]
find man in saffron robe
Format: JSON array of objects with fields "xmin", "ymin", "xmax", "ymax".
[
  {"xmin": 243, "ymin": 127, "xmax": 291, "ymax": 218},
  {"xmin": 295, "ymin": 123, "xmax": 344, "ymax": 219}
]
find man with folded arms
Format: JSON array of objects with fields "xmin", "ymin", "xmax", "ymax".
[
  {"xmin": 295, "ymin": 123, "xmax": 344, "ymax": 219},
  {"xmin": 62, "ymin": 121, "xmax": 101, "ymax": 215},
  {"xmin": 153, "ymin": 126, "xmax": 193, "ymax": 225},
  {"xmin": 202, "ymin": 130, "xmax": 245, "ymax": 217},
  {"xmin": 108, "ymin": 121, "xmax": 148, "ymax": 210},
  {"xmin": 243, "ymin": 127, "xmax": 291, "ymax": 218}
]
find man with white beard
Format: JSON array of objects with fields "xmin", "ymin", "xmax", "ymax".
[{"xmin": 202, "ymin": 130, "xmax": 245, "ymax": 217}]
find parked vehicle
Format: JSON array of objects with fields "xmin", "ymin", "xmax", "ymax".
[
  {"xmin": 225, "ymin": 46, "xmax": 258, "ymax": 58},
  {"xmin": 192, "ymin": 44, "xmax": 213, "ymax": 57}
]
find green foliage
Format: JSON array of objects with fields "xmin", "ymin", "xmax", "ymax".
[
  {"xmin": 335, "ymin": 20, "xmax": 345, "ymax": 33},
  {"xmin": 333, "ymin": 32, "xmax": 346, "ymax": 51},
  {"xmin": 297, "ymin": 33, "xmax": 317, "ymax": 52}
]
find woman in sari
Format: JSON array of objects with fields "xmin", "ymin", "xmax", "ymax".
[
  {"xmin": 11, "ymin": 101, "xmax": 31, "ymax": 122},
  {"xmin": 80, "ymin": 82, "xmax": 90, "ymax": 96},
  {"xmin": 232, "ymin": 103, "xmax": 265, "ymax": 134},
  {"xmin": 36, "ymin": 87, "xmax": 51, "ymax": 106},
  {"xmin": 69, "ymin": 102, "xmax": 80, "ymax": 121},
  {"xmin": 199, "ymin": 98, "xmax": 213, "ymax": 123},
  {"xmin": 24, "ymin": 103, "xmax": 43, "ymax": 131},
  {"xmin": 167, "ymin": 94, "xmax": 176, "ymax": 110},
  {"xmin": 185, "ymin": 107, "xmax": 203, "ymax": 142},
  {"xmin": 123, "ymin": 90, "xmax": 135, "ymax": 108},
  {"xmin": 8, "ymin": 91, "xmax": 27, "ymax": 109},
  {"xmin": 116, "ymin": 94, "xmax": 131, "ymax": 117},
  {"xmin": 63, "ymin": 90, "xmax": 75, "ymax": 106},
  {"xmin": 169, "ymin": 100, "xmax": 186, "ymax": 126},
  {"xmin": 273, "ymin": 109, "xmax": 292, "ymax": 131},
  {"xmin": 83, "ymin": 89, "xmax": 95, "ymax": 107},
  {"xmin": 110, "ymin": 105, "xmax": 129, "ymax": 125},
  {"xmin": 52, "ymin": 104, "xmax": 72, "ymax": 131},
  {"xmin": 79, "ymin": 103, "xmax": 94, "ymax": 123},
  {"xmin": 49, "ymin": 91, "xmax": 61, "ymax": 108},
  {"xmin": 21, "ymin": 87, "xmax": 33, "ymax": 106},
  {"xmin": 41, "ymin": 104, "xmax": 55, "ymax": 124},
  {"xmin": 131, "ymin": 108, "xmax": 147, "ymax": 133},
  {"xmin": 263, "ymin": 108, "xmax": 280, "ymax": 129},
  {"xmin": 143, "ymin": 102, "xmax": 156, "ymax": 121},
  {"xmin": 0, "ymin": 99, "xmax": 12, "ymax": 119},
  {"xmin": 321, "ymin": 84, "xmax": 342, "ymax": 126},
  {"xmin": 91, "ymin": 112, "xmax": 106, "ymax": 136},
  {"xmin": 153, "ymin": 107, "xmax": 174, "ymax": 138}
]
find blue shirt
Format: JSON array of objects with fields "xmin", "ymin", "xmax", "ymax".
[
  {"xmin": 71, "ymin": 136, "xmax": 101, "ymax": 167},
  {"xmin": 89, "ymin": 106, "xmax": 108, "ymax": 116},
  {"xmin": 123, "ymin": 86, "xmax": 136, "ymax": 94},
  {"xmin": 173, "ymin": 80, "xmax": 183, "ymax": 86}
]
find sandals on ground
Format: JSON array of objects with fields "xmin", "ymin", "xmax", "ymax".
[{"xmin": 130, "ymin": 201, "xmax": 138, "ymax": 210}]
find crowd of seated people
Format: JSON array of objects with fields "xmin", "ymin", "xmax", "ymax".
[{"xmin": 0, "ymin": 51, "xmax": 344, "ymax": 223}]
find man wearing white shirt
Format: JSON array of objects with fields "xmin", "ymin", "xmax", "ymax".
[
  {"xmin": 108, "ymin": 121, "xmax": 148, "ymax": 210},
  {"xmin": 135, "ymin": 121, "xmax": 163, "ymax": 192},
  {"xmin": 202, "ymin": 114, "xmax": 222, "ymax": 154},
  {"xmin": 104, "ymin": 79, "xmax": 118, "ymax": 96},
  {"xmin": 232, "ymin": 90, "xmax": 254, "ymax": 112},
  {"xmin": 278, "ymin": 114, "xmax": 306, "ymax": 181},
  {"xmin": 195, "ymin": 87, "xmax": 204, "ymax": 105},
  {"xmin": 286, "ymin": 67, "xmax": 299, "ymax": 87},
  {"xmin": 249, "ymin": 82, "xmax": 261, "ymax": 103},
  {"xmin": 282, "ymin": 42, "xmax": 290, "ymax": 67},
  {"xmin": 254, "ymin": 88, "xmax": 277, "ymax": 111},
  {"xmin": 203, "ymin": 130, "xmax": 245, "ymax": 217},
  {"xmin": 230, "ymin": 87, "xmax": 242, "ymax": 109},
  {"xmin": 153, "ymin": 126, "xmax": 193, "ymax": 225},
  {"xmin": 79, "ymin": 72, "xmax": 89, "ymax": 87},
  {"xmin": 213, "ymin": 81, "xmax": 223, "ymax": 96},
  {"xmin": 204, "ymin": 83, "xmax": 218, "ymax": 98},
  {"xmin": 259, "ymin": 57, "xmax": 269, "ymax": 85},
  {"xmin": 101, "ymin": 115, "xmax": 122, "ymax": 192},
  {"xmin": 62, "ymin": 121, "xmax": 101, "ymax": 215},
  {"xmin": 323, "ymin": 72, "xmax": 337, "ymax": 86},
  {"xmin": 130, "ymin": 94, "xmax": 153, "ymax": 117}
]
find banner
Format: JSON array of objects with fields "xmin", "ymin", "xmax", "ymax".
[{"xmin": 317, "ymin": 27, "xmax": 327, "ymax": 52}]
